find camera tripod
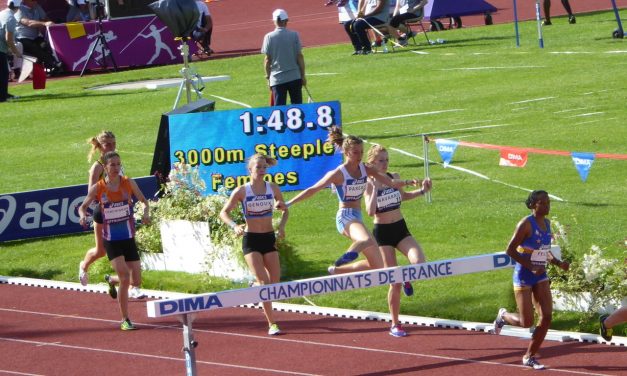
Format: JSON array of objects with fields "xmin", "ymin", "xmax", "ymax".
[{"xmin": 80, "ymin": 0, "xmax": 118, "ymax": 77}]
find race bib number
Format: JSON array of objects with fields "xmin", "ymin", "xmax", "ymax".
[
  {"xmin": 103, "ymin": 203, "xmax": 131, "ymax": 223},
  {"xmin": 530, "ymin": 246, "xmax": 549, "ymax": 267}
]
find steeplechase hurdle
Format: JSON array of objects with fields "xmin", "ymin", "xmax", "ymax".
[{"xmin": 146, "ymin": 249, "xmax": 558, "ymax": 376}]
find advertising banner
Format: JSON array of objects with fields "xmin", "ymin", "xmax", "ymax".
[{"xmin": 0, "ymin": 176, "xmax": 158, "ymax": 242}]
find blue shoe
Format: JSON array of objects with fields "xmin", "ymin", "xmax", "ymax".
[
  {"xmin": 334, "ymin": 251, "xmax": 358, "ymax": 266},
  {"xmin": 403, "ymin": 282, "xmax": 414, "ymax": 296}
]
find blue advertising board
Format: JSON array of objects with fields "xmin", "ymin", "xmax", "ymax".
[
  {"xmin": 168, "ymin": 101, "xmax": 343, "ymax": 195},
  {"xmin": 0, "ymin": 176, "xmax": 158, "ymax": 242}
]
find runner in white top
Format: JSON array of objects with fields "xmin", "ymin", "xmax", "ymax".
[{"xmin": 286, "ymin": 126, "xmax": 417, "ymax": 274}]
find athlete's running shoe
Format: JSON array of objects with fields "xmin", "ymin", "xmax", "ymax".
[
  {"xmin": 599, "ymin": 314, "xmax": 613, "ymax": 341},
  {"xmin": 493, "ymin": 308, "xmax": 507, "ymax": 334},
  {"xmin": 568, "ymin": 15, "xmax": 576, "ymax": 24},
  {"xmin": 403, "ymin": 282, "xmax": 414, "ymax": 296},
  {"xmin": 104, "ymin": 274, "xmax": 117, "ymax": 299},
  {"xmin": 121, "ymin": 318, "xmax": 137, "ymax": 331},
  {"xmin": 522, "ymin": 356, "xmax": 545, "ymax": 370},
  {"xmin": 328, "ymin": 265, "xmax": 336, "ymax": 275},
  {"xmin": 389, "ymin": 324, "xmax": 407, "ymax": 337},
  {"xmin": 79, "ymin": 262, "xmax": 88, "ymax": 286},
  {"xmin": 334, "ymin": 251, "xmax": 358, "ymax": 267},
  {"xmin": 129, "ymin": 286, "xmax": 147, "ymax": 299},
  {"xmin": 268, "ymin": 323, "xmax": 281, "ymax": 336}
]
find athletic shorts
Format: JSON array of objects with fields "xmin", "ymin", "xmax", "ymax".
[
  {"xmin": 242, "ymin": 231, "xmax": 277, "ymax": 255},
  {"xmin": 93, "ymin": 204, "xmax": 103, "ymax": 224},
  {"xmin": 103, "ymin": 238, "xmax": 140, "ymax": 262},
  {"xmin": 373, "ymin": 219, "xmax": 412, "ymax": 247},
  {"xmin": 335, "ymin": 208, "xmax": 363, "ymax": 234},
  {"xmin": 513, "ymin": 265, "xmax": 548, "ymax": 290}
]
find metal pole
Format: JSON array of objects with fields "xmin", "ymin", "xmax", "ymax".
[
  {"xmin": 182, "ymin": 314, "xmax": 198, "ymax": 376},
  {"xmin": 512, "ymin": 0, "xmax": 520, "ymax": 47},
  {"xmin": 422, "ymin": 134, "xmax": 432, "ymax": 203},
  {"xmin": 535, "ymin": 0, "xmax": 544, "ymax": 48}
]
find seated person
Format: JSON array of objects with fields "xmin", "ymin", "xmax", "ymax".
[
  {"xmin": 66, "ymin": 0, "xmax": 91, "ymax": 22},
  {"xmin": 344, "ymin": 0, "xmax": 389, "ymax": 55},
  {"xmin": 389, "ymin": 0, "xmax": 427, "ymax": 45},
  {"xmin": 15, "ymin": 0, "xmax": 64, "ymax": 74},
  {"xmin": 192, "ymin": 0, "xmax": 213, "ymax": 56}
]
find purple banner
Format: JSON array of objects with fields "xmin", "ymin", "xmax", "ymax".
[
  {"xmin": 0, "ymin": 176, "xmax": 158, "ymax": 242},
  {"xmin": 48, "ymin": 16, "xmax": 195, "ymax": 72}
]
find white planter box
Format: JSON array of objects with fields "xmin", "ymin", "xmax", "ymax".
[{"xmin": 141, "ymin": 219, "xmax": 252, "ymax": 283}]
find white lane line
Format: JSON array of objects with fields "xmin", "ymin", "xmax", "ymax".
[
  {"xmin": 344, "ymin": 109, "xmax": 464, "ymax": 125},
  {"xmin": 0, "ymin": 371, "xmax": 44, "ymax": 376},
  {"xmin": 573, "ymin": 119, "xmax": 606, "ymax": 126},
  {"xmin": 550, "ymin": 51, "xmax": 593, "ymax": 54},
  {"xmin": 605, "ymin": 50, "xmax": 627, "ymax": 54},
  {"xmin": 0, "ymin": 337, "xmax": 319, "ymax": 376},
  {"xmin": 509, "ymin": 97, "xmax": 556, "ymax": 105},
  {"xmin": 388, "ymin": 147, "xmax": 566, "ymax": 202},
  {"xmin": 439, "ymin": 66, "xmax": 544, "ymax": 71},
  {"xmin": 308, "ymin": 73, "xmax": 338, "ymax": 76},
  {"xmin": 566, "ymin": 112, "xmax": 604, "ymax": 118},
  {"xmin": 385, "ymin": 124, "xmax": 510, "ymax": 140},
  {"xmin": 207, "ymin": 94, "xmax": 252, "ymax": 108},
  {"xmin": 554, "ymin": 107, "xmax": 589, "ymax": 114}
]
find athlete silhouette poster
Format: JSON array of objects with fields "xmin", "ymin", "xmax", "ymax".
[{"xmin": 47, "ymin": 16, "xmax": 187, "ymax": 72}]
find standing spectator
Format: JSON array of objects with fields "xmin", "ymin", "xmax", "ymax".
[
  {"xmin": 192, "ymin": 0, "xmax": 213, "ymax": 56},
  {"xmin": 15, "ymin": 0, "xmax": 64, "ymax": 74},
  {"xmin": 78, "ymin": 151, "xmax": 151, "ymax": 331},
  {"xmin": 543, "ymin": 0, "xmax": 576, "ymax": 25},
  {"xmin": 343, "ymin": 0, "xmax": 389, "ymax": 55},
  {"xmin": 261, "ymin": 9, "xmax": 306, "ymax": 106},
  {"xmin": 1, "ymin": 0, "xmax": 23, "ymax": 102},
  {"xmin": 492, "ymin": 190, "xmax": 569, "ymax": 370}
]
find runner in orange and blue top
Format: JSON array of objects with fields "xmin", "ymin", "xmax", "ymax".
[
  {"xmin": 286, "ymin": 126, "xmax": 416, "ymax": 275},
  {"xmin": 79, "ymin": 151, "xmax": 151, "ymax": 331},
  {"xmin": 492, "ymin": 190, "xmax": 569, "ymax": 370},
  {"xmin": 364, "ymin": 144, "xmax": 431, "ymax": 337},
  {"xmin": 220, "ymin": 153, "xmax": 289, "ymax": 336}
]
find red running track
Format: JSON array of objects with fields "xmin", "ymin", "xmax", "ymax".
[
  {"xmin": 206, "ymin": 0, "xmax": 627, "ymax": 59},
  {"xmin": 1, "ymin": 284, "xmax": 625, "ymax": 376}
]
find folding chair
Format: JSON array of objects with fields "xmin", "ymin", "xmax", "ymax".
[{"xmin": 402, "ymin": 17, "xmax": 431, "ymax": 45}]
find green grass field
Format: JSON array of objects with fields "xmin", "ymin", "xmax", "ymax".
[{"xmin": 1, "ymin": 11, "xmax": 625, "ymax": 334}]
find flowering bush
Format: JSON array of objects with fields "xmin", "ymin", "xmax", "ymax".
[
  {"xmin": 133, "ymin": 163, "xmax": 297, "ymax": 276},
  {"xmin": 548, "ymin": 217, "xmax": 627, "ymax": 322},
  {"xmin": 134, "ymin": 163, "xmax": 243, "ymax": 254}
]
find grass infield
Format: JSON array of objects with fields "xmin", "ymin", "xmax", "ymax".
[{"xmin": 1, "ymin": 11, "xmax": 625, "ymax": 334}]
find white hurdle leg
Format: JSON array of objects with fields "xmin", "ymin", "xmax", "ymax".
[{"xmin": 182, "ymin": 313, "xmax": 198, "ymax": 376}]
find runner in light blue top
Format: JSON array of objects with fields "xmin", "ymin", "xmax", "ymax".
[{"xmin": 286, "ymin": 126, "xmax": 417, "ymax": 274}]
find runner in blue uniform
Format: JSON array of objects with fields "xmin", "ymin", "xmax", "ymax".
[{"xmin": 493, "ymin": 190, "xmax": 569, "ymax": 370}]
